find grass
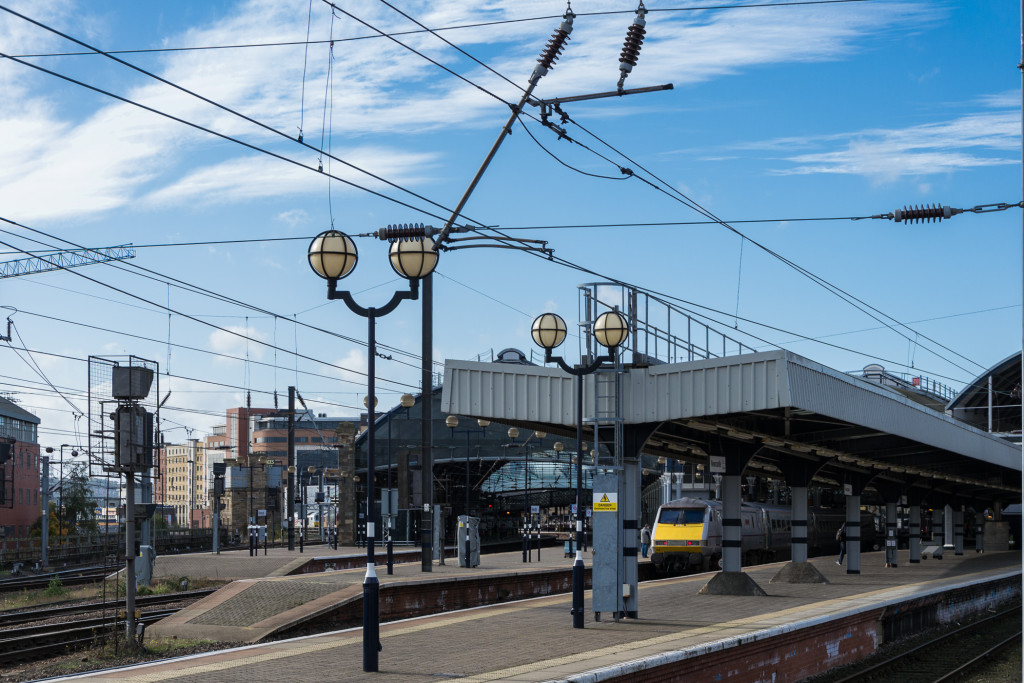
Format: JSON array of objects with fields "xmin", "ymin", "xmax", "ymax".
[
  {"xmin": 0, "ymin": 575, "xmax": 226, "ymax": 612},
  {"xmin": 145, "ymin": 637, "xmax": 220, "ymax": 655},
  {"xmin": 0, "ymin": 583, "xmax": 103, "ymax": 611},
  {"xmin": 0, "ymin": 635, "xmax": 235, "ymax": 681}
]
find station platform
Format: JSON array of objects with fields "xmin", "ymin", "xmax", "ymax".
[
  {"xmin": 152, "ymin": 544, "xmax": 427, "ymax": 581},
  {"xmin": 148, "ymin": 545, "xmax": 588, "ymax": 643},
  {"xmin": 73, "ymin": 549, "xmax": 1019, "ymax": 683}
]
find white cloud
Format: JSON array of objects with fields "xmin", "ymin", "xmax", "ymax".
[
  {"xmin": 141, "ymin": 147, "xmax": 439, "ymax": 208},
  {"xmin": 978, "ymin": 90, "xmax": 1020, "ymax": 109},
  {"xmin": 336, "ymin": 347, "xmax": 367, "ymax": 386},
  {"xmin": 276, "ymin": 209, "xmax": 308, "ymax": 229},
  {"xmin": 747, "ymin": 110, "xmax": 1020, "ymax": 180},
  {"xmin": 208, "ymin": 325, "xmax": 266, "ymax": 362},
  {"xmin": 0, "ymin": 0, "xmax": 940, "ymax": 221}
]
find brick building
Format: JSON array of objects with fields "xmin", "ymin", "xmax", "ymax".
[
  {"xmin": 0, "ymin": 396, "xmax": 41, "ymax": 539},
  {"xmin": 155, "ymin": 441, "xmax": 207, "ymax": 527},
  {"xmin": 225, "ymin": 407, "xmax": 275, "ymax": 466}
]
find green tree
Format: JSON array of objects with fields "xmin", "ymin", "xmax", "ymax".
[{"xmin": 55, "ymin": 463, "xmax": 98, "ymax": 536}]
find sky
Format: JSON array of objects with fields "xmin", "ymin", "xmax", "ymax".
[{"xmin": 0, "ymin": 0, "xmax": 1020, "ymax": 462}]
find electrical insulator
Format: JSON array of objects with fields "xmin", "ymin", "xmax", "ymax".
[
  {"xmin": 374, "ymin": 223, "xmax": 438, "ymax": 242},
  {"xmin": 531, "ymin": 11, "xmax": 575, "ymax": 84},
  {"xmin": 618, "ymin": 4, "xmax": 647, "ymax": 90},
  {"xmin": 892, "ymin": 204, "xmax": 960, "ymax": 223}
]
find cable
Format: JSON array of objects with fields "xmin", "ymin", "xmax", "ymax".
[
  {"xmin": 0, "ymin": 18, "xmax": 477, "ymax": 228},
  {"xmin": 5, "ymin": 322, "xmax": 83, "ymax": 415},
  {"xmin": 318, "ymin": 0, "xmax": 514, "ymax": 109},
  {"xmin": 0, "ymin": 343, "xmax": 369, "ymax": 412},
  {"xmin": 0, "ymin": 4, "xmax": 490, "ymax": 228},
  {"xmin": 545, "ymin": 111, "xmax": 989, "ymax": 374},
  {"xmin": 0, "ymin": 212, "xmax": 930, "ymax": 258},
  {"xmin": 517, "ymin": 115, "xmax": 630, "ymax": 180},
  {"xmin": 0, "ymin": 5, "xmax": 987, "ymax": 397},
  {"xmin": 11, "ymin": 211, "xmax": 991, "ymax": 385},
  {"xmin": 298, "ymin": 0, "xmax": 314, "ymax": 142},
  {"xmin": 457, "ymin": 214, "xmax": 978, "ymax": 385},
  {"xmin": 0, "ymin": 233, "xmax": 421, "ymax": 392},
  {"xmin": 0, "ymin": 218, "xmax": 434, "ymax": 373},
  {"xmin": 373, "ymin": 0, "xmax": 528, "ymax": 96},
  {"xmin": 7, "ymin": 1, "xmax": 875, "ymax": 59}
]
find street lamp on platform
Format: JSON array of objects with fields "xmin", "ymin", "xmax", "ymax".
[
  {"xmin": 308, "ymin": 229, "xmax": 438, "ymax": 673},
  {"xmin": 531, "ymin": 309, "xmax": 628, "ymax": 629}
]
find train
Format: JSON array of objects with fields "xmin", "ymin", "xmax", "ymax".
[{"xmin": 650, "ymin": 497, "xmax": 879, "ymax": 573}]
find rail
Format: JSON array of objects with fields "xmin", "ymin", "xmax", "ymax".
[
  {"xmin": 0, "ymin": 589, "xmax": 216, "ymax": 627},
  {"xmin": 0, "ymin": 609, "xmax": 176, "ymax": 664},
  {"xmin": 831, "ymin": 603, "xmax": 1021, "ymax": 683}
]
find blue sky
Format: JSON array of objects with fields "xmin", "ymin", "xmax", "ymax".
[{"xmin": 0, "ymin": 0, "xmax": 1020, "ymax": 451}]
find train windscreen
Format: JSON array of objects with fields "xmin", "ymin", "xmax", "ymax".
[{"xmin": 658, "ymin": 508, "xmax": 705, "ymax": 525}]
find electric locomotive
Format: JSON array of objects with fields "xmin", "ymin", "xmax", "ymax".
[{"xmin": 650, "ymin": 497, "xmax": 878, "ymax": 574}]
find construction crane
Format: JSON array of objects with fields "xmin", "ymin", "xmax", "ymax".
[{"xmin": 0, "ymin": 244, "xmax": 135, "ymax": 279}]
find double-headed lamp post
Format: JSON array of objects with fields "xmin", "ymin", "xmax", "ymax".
[
  {"xmin": 308, "ymin": 229, "xmax": 438, "ymax": 673},
  {"xmin": 531, "ymin": 309, "xmax": 628, "ymax": 629}
]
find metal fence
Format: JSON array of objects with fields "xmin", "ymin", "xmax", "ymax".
[{"xmin": 577, "ymin": 283, "xmax": 755, "ymax": 366}]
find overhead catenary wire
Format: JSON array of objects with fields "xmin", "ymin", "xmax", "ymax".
[
  {"xmin": 298, "ymin": 0, "xmax": 314, "ymax": 142},
  {"xmin": 524, "ymin": 245, "xmax": 977, "ymax": 386},
  {"xmin": 0, "ymin": 217, "xmax": 440, "ymax": 373},
  {"xmin": 0, "ymin": 233, "xmax": 422, "ymax": 392},
  {"xmin": 5, "ymin": 321, "xmax": 84, "ymax": 416},
  {"xmin": 7, "ymin": 1, "xmax": 875, "ymax": 59},
  {"xmin": 535, "ymin": 110, "xmax": 990, "ymax": 375},
  {"xmin": 0, "ymin": 5, "xmax": 488, "ymax": 231},
  {"xmin": 13, "ymin": 205, "xmax": 1015, "ymax": 257},
  {"xmin": 0, "ymin": 1, "xmax": 991, "ymax": 401},
  {"xmin": 0, "ymin": 343, "xmax": 369, "ymax": 413},
  {"xmin": 1, "ymin": 210, "xmax": 986, "ymax": 406}
]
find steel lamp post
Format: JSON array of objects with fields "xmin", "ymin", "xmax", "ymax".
[
  {"xmin": 531, "ymin": 309, "xmax": 628, "ymax": 629},
  {"xmin": 308, "ymin": 229, "xmax": 438, "ymax": 673}
]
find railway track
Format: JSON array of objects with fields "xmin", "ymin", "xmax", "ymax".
[
  {"xmin": 0, "ymin": 609, "xmax": 178, "ymax": 664},
  {"xmin": 0, "ymin": 566, "xmax": 111, "ymax": 593},
  {"xmin": 831, "ymin": 604, "xmax": 1021, "ymax": 683},
  {"xmin": 0, "ymin": 588, "xmax": 216, "ymax": 664},
  {"xmin": 0, "ymin": 589, "xmax": 216, "ymax": 628}
]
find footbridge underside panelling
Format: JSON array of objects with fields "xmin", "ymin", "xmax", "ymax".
[
  {"xmin": 442, "ymin": 351, "xmax": 1021, "ymax": 492},
  {"xmin": 443, "ymin": 360, "xmax": 576, "ymax": 426},
  {"xmin": 625, "ymin": 352, "xmax": 787, "ymax": 422}
]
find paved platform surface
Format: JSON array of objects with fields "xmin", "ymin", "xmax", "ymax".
[
  {"xmin": 153, "ymin": 545, "xmax": 389, "ymax": 581},
  {"xmin": 149, "ymin": 546, "xmax": 589, "ymax": 642},
  {"xmin": 69, "ymin": 549, "xmax": 1020, "ymax": 683}
]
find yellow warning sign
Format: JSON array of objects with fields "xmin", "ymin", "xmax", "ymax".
[{"xmin": 593, "ymin": 492, "xmax": 617, "ymax": 512}]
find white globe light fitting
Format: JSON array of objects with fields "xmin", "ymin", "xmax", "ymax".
[
  {"xmin": 389, "ymin": 237, "xmax": 439, "ymax": 279},
  {"xmin": 594, "ymin": 310, "xmax": 629, "ymax": 349},
  {"xmin": 308, "ymin": 230, "xmax": 358, "ymax": 280},
  {"xmin": 531, "ymin": 312, "xmax": 567, "ymax": 350}
]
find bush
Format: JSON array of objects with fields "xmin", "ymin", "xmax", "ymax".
[{"xmin": 44, "ymin": 576, "xmax": 66, "ymax": 597}]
